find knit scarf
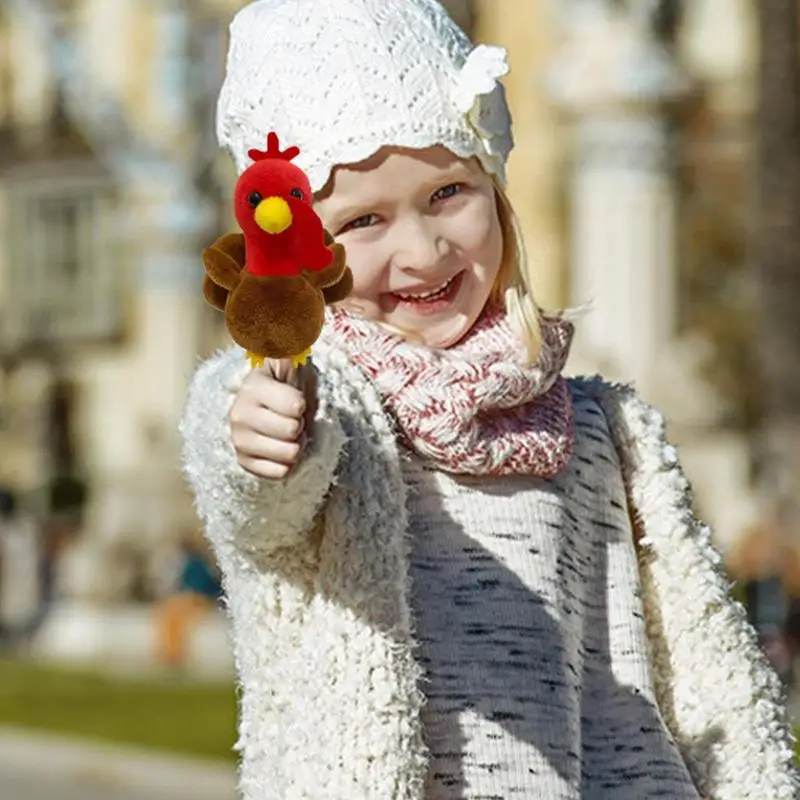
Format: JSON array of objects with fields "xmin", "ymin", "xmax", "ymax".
[{"xmin": 325, "ymin": 304, "xmax": 575, "ymax": 478}]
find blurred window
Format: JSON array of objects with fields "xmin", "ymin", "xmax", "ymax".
[{"xmin": 3, "ymin": 177, "xmax": 124, "ymax": 345}]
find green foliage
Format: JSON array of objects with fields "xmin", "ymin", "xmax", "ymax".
[
  {"xmin": 0, "ymin": 658, "xmax": 797, "ymax": 768},
  {"xmin": 0, "ymin": 658, "xmax": 237, "ymax": 762}
]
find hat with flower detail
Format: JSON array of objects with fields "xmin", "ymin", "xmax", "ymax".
[{"xmin": 216, "ymin": 0, "xmax": 515, "ymax": 190}]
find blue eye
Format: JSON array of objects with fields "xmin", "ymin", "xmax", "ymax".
[
  {"xmin": 341, "ymin": 213, "xmax": 379, "ymax": 233},
  {"xmin": 432, "ymin": 183, "xmax": 463, "ymax": 202}
]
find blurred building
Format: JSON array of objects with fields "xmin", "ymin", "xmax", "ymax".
[
  {"xmin": 0, "ymin": 0, "xmax": 235, "ymax": 600},
  {"xmin": 0, "ymin": 0, "xmax": 769, "ymax": 606},
  {"xmin": 476, "ymin": 0, "xmax": 762, "ymax": 572}
]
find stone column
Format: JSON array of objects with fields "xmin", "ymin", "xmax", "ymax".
[
  {"xmin": 118, "ymin": 2, "xmax": 213, "ymax": 550},
  {"xmin": 549, "ymin": 1, "xmax": 689, "ymax": 394},
  {"xmin": 62, "ymin": 4, "xmax": 214, "ymax": 601},
  {"xmin": 475, "ymin": 0, "xmax": 567, "ymax": 310}
]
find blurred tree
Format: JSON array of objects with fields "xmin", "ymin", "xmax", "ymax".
[
  {"xmin": 753, "ymin": 0, "xmax": 800, "ymax": 550},
  {"xmin": 677, "ymin": 94, "xmax": 760, "ymax": 431}
]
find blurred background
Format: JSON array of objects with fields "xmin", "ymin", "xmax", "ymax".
[{"xmin": 1, "ymin": 0, "xmax": 800, "ymax": 796}]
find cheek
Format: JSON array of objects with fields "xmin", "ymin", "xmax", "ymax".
[
  {"xmin": 447, "ymin": 200, "xmax": 503, "ymax": 273},
  {"xmin": 337, "ymin": 242, "xmax": 387, "ymax": 301}
]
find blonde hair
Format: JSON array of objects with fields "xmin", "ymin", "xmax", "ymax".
[{"xmin": 491, "ymin": 177, "xmax": 543, "ymax": 365}]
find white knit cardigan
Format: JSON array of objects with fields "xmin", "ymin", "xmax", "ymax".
[{"xmin": 179, "ymin": 342, "xmax": 799, "ymax": 800}]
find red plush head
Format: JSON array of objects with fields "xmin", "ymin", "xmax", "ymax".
[
  {"xmin": 233, "ymin": 132, "xmax": 334, "ymax": 279},
  {"xmin": 234, "ymin": 132, "xmax": 314, "ymax": 240}
]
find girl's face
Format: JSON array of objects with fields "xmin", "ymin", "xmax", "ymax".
[{"xmin": 315, "ymin": 146, "xmax": 504, "ymax": 348}]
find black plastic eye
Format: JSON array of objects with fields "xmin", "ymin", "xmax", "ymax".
[
  {"xmin": 290, "ymin": 188, "xmax": 304, "ymax": 200},
  {"xmin": 247, "ymin": 191, "xmax": 262, "ymax": 208}
]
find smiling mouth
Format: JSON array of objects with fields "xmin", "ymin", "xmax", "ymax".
[{"xmin": 393, "ymin": 273, "xmax": 460, "ymax": 301}]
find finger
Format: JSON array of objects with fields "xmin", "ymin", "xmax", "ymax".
[
  {"xmin": 251, "ymin": 378, "xmax": 306, "ymax": 419},
  {"xmin": 270, "ymin": 359, "xmax": 300, "ymax": 387},
  {"xmin": 238, "ymin": 456, "xmax": 290, "ymax": 481},
  {"xmin": 236, "ymin": 432, "xmax": 302, "ymax": 465},
  {"xmin": 249, "ymin": 406, "xmax": 304, "ymax": 442}
]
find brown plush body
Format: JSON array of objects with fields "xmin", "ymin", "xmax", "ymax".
[{"xmin": 202, "ymin": 230, "xmax": 353, "ymax": 360}]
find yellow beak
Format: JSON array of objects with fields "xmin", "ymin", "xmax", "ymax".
[{"xmin": 254, "ymin": 196, "xmax": 293, "ymax": 234}]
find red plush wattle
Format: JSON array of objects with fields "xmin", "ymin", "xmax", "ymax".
[{"xmin": 242, "ymin": 201, "xmax": 334, "ymax": 278}]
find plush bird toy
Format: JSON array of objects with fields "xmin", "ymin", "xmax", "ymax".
[{"xmin": 202, "ymin": 132, "xmax": 353, "ymax": 368}]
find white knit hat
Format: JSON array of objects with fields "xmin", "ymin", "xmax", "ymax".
[{"xmin": 216, "ymin": 0, "xmax": 514, "ymax": 192}]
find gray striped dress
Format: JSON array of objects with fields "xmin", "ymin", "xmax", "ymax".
[{"xmin": 404, "ymin": 389, "xmax": 700, "ymax": 799}]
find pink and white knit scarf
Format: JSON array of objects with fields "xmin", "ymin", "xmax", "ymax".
[{"xmin": 325, "ymin": 304, "xmax": 575, "ymax": 478}]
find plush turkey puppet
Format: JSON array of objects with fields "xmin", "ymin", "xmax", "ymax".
[{"xmin": 202, "ymin": 132, "xmax": 353, "ymax": 368}]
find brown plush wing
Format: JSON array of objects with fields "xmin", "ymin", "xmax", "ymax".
[
  {"xmin": 203, "ymin": 275, "xmax": 231, "ymax": 310},
  {"xmin": 202, "ymin": 233, "xmax": 245, "ymax": 291},
  {"xmin": 303, "ymin": 241, "xmax": 349, "ymax": 290},
  {"xmin": 315, "ymin": 233, "xmax": 353, "ymax": 304},
  {"xmin": 211, "ymin": 232, "xmax": 246, "ymax": 267},
  {"xmin": 321, "ymin": 266, "xmax": 353, "ymax": 305},
  {"xmin": 201, "ymin": 232, "xmax": 246, "ymax": 310}
]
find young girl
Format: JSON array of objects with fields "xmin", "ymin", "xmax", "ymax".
[{"xmin": 180, "ymin": 1, "xmax": 799, "ymax": 797}]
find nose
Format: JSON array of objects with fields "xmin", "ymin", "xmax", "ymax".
[
  {"xmin": 393, "ymin": 217, "xmax": 444, "ymax": 273},
  {"xmin": 255, "ymin": 197, "xmax": 293, "ymax": 234}
]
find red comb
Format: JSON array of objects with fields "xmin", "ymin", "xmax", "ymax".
[{"xmin": 247, "ymin": 132, "xmax": 300, "ymax": 163}]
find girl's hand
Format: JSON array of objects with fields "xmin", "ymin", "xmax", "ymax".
[{"xmin": 229, "ymin": 359, "xmax": 318, "ymax": 479}]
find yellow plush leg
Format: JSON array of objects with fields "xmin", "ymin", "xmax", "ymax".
[
  {"xmin": 291, "ymin": 348, "xmax": 312, "ymax": 368},
  {"xmin": 246, "ymin": 352, "xmax": 265, "ymax": 369}
]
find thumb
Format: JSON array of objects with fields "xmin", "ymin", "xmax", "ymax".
[{"xmin": 268, "ymin": 359, "xmax": 300, "ymax": 387}]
